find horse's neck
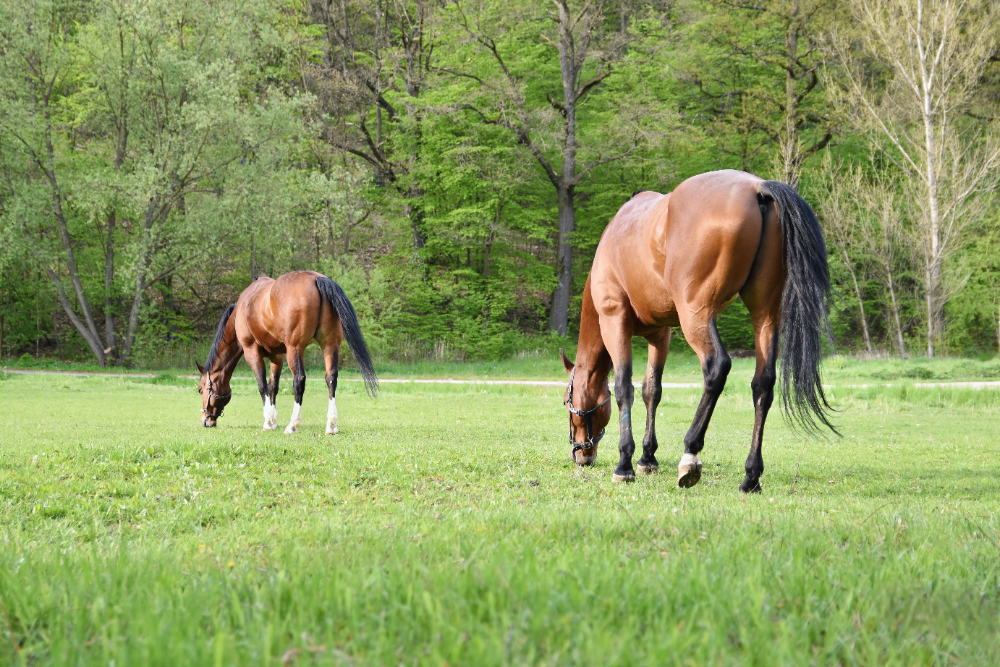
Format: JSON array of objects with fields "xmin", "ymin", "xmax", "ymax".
[
  {"xmin": 575, "ymin": 276, "xmax": 612, "ymax": 393},
  {"xmin": 214, "ymin": 319, "xmax": 243, "ymax": 385}
]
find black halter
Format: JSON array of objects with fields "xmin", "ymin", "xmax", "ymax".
[
  {"xmin": 200, "ymin": 377, "xmax": 232, "ymax": 421},
  {"xmin": 564, "ymin": 367, "xmax": 611, "ymax": 457}
]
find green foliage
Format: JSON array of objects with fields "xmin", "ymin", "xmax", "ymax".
[{"xmin": 0, "ymin": 0, "xmax": 996, "ymax": 366}]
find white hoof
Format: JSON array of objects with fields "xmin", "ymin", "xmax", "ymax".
[
  {"xmin": 263, "ymin": 421, "xmax": 277, "ymax": 431},
  {"xmin": 677, "ymin": 453, "xmax": 703, "ymax": 488},
  {"xmin": 284, "ymin": 424, "xmax": 298, "ymax": 434},
  {"xmin": 325, "ymin": 423, "xmax": 339, "ymax": 435}
]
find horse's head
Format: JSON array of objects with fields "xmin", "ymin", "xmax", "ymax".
[
  {"xmin": 196, "ymin": 361, "xmax": 232, "ymax": 427},
  {"xmin": 560, "ymin": 348, "xmax": 611, "ymax": 466}
]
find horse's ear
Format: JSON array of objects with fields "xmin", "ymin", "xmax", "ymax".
[
  {"xmin": 196, "ymin": 361, "xmax": 205, "ymax": 375},
  {"xmin": 559, "ymin": 348, "xmax": 574, "ymax": 374}
]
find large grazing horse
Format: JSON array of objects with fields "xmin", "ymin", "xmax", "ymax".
[
  {"xmin": 197, "ymin": 271, "xmax": 378, "ymax": 433},
  {"xmin": 560, "ymin": 169, "xmax": 833, "ymax": 493}
]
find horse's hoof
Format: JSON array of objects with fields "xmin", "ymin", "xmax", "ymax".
[
  {"xmin": 739, "ymin": 480, "xmax": 762, "ymax": 494},
  {"xmin": 262, "ymin": 423, "xmax": 276, "ymax": 431},
  {"xmin": 326, "ymin": 425, "xmax": 339, "ymax": 435},
  {"xmin": 612, "ymin": 470, "xmax": 636, "ymax": 483},
  {"xmin": 284, "ymin": 425, "xmax": 299, "ymax": 434},
  {"xmin": 637, "ymin": 460, "xmax": 658, "ymax": 475},
  {"xmin": 677, "ymin": 453, "xmax": 703, "ymax": 488}
]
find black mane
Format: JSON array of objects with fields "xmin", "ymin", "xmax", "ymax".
[{"xmin": 204, "ymin": 304, "xmax": 236, "ymax": 372}]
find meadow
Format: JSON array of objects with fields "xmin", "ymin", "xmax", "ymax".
[{"xmin": 1, "ymin": 359, "xmax": 999, "ymax": 665}]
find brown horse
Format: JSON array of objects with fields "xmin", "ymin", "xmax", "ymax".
[
  {"xmin": 560, "ymin": 169, "xmax": 833, "ymax": 493},
  {"xmin": 197, "ymin": 270, "xmax": 378, "ymax": 432}
]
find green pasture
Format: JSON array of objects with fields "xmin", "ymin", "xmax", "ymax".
[
  {"xmin": 1, "ymin": 368, "xmax": 999, "ymax": 665},
  {"xmin": 7, "ymin": 346, "xmax": 1000, "ymax": 386}
]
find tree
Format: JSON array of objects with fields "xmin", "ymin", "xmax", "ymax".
[
  {"xmin": 815, "ymin": 155, "xmax": 874, "ymax": 352},
  {"xmin": 441, "ymin": 0, "xmax": 670, "ymax": 335},
  {"xmin": 0, "ymin": 0, "xmax": 301, "ymax": 365},
  {"xmin": 831, "ymin": 0, "xmax": 1000, "ymax": 356},
  {"xmin": 676, "ymin": 0, "xmax": 840, "ymax": 188},
  {"xmin": 301, "ymin": 0, "xmax": 438, "ymax": 251},
  {"xmin": 855, "ymin": 162, "xmax": 910, "ymax": 356}
]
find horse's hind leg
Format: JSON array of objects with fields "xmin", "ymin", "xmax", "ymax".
[
  {"xmin": 677, "ymin": 313, "xmax": 731, "ymax": 488},
  {"xmin": 741, "ymin": 323, "xmax": 777, "ymax": 493},
  {"xmin": 740, "ymin": 285, "xmax": 782, "ymax": 493},
  {"xmin": 637, "ymin": 327, "xmax": 670, "ymax": 474},
  {"xmin": 284, "ymin": 348, "xmax": 306, "ymax": 434},
  {"xmin": 324, "ymin": 347, "xmax": 339, "ymax": 435},
  {"xmin": 739, "ymin": 203, "xmax": 784, "ymax": 493}
]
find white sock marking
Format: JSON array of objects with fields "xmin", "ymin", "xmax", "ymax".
[
  {"xmin": 679, "ymin": 452, "xmax": 701, "ymax": 468},
  {"xmin": 263, "ymin": 396, "xmax": 278, "ymax": 430},
  {"xmin": 326, "ymin": 397, "xmax": 338, "ymax": 434},
  {"xmin": 285, "ymin": 401, "xmax": 302, "ymax": 434}
]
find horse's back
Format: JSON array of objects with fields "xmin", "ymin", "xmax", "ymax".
[
  {"xmin": 592, "ymin": 170, "xmax": 767, "ymax": 328},
  {"xmin": 237, "ymin": 271, "xmax": 326, "ymax": 351}
]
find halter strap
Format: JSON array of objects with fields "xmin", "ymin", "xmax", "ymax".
[
  {"xmin": 201, "ymin": 376, "xmax": 232, "ymax": 420},
  {"xmin": 564, "ymin": 367, "xmax": 611, "ymax": 456}
]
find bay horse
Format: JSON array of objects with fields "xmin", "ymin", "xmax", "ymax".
[
  {"xmin": 560, "ymin": 169, "xmax": 833, "ymax": 493},
  {"xmin": 197, "ymin": 271, "xmax": 378, "ymax": 433}
]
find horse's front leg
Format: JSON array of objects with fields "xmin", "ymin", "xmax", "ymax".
[
  {"xmin": 244, "ymin": 347, "xmax": 273, "ymax": 431},
  {"xmin": 599, "ymin": 313, "xmax": 637, "ymax": 483},
  {"xmin": 264, "ymin": 355, "xmax": 283, "ymax": 431},
  {"xmin": 638, "ymin": 328, "xmax": 670, "ymax": 474},
  {"xmin": 284, "ymin": 348, "xmax": 306, "ymax": 434}
]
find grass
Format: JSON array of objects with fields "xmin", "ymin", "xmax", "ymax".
[
  {"xmin": 1, "ymin": 365, "xmax": 1000, "ymax": 665},
  {"xmin": 7, "ymin": 347, "xmax": 1000, "ymax": 386}
]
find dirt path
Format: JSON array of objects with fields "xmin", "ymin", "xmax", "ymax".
[{"xmin": 5, "ymin": 367, "xmax": 1000, "ymax": 390}]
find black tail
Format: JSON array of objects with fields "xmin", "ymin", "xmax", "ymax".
[
  {"xmin": 315, "ymin": 276, "xmax": 379, "ymax": 397},
  {"xmin": 759, "ymin": 181, "xmax": 836, "ymax": 434}
]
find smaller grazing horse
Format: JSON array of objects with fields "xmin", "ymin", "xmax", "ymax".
[
  {"xmin": 197, "ymin": 270, "xmax": 378, "ymax": 433},
  {"xmin": 561, "ymin": 170, "xmax": 834, "ymax": 493}
]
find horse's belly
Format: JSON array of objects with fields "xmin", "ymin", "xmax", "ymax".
[{"xmin": 630, "ymin": 290, "xmax": 680, "ymax": 329}]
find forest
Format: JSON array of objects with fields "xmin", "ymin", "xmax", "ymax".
[{"xmin": 1, "ymin": 0, "xmax": 998, "ymax": 368}]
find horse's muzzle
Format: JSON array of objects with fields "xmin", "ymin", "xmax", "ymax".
[
  {"xmin": 572, "ymin": 445, "xmax": 598, "ymax": 466},
  {"xmin": 202, "ymin": 417, "xmax": 217, "ymax": 428}
]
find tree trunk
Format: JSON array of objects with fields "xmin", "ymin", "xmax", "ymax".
[
  {"xmin": 842, "ymin": 249, "xmax": 872, "ymax": 353},
  {"xmin": 921, "ymin": 50, "xmax": 943, "ymax": 357},
  {"xmin": 483, "ymin": 227, "xmax": 495, "ymax": 280},
  {"xmin": 122, "ymin": 199, "xmax": 167, "ymax": 360},
  {"xmin": 548, "ymin": 185, "xmax": 575, "ymax": 335},
  {"xmin": 885, "ymin": 262, "xmax": 905, "ymax": 357},
  {"xmin": 40, "ymin": 99, "xmax": 107, "ymax": 366},
  {"xmin": 547, "ymin": 0, "xmax": 581, "ymax": 336},
  {"xmin": 46, "ymin": 268, "xmax": 107, "ymax": 363},
  {"xmin": 408, "ymin": 185, "xmax": 426, "ymax": 250},
  {"xmin": 781, "ymin": 18, "xmax": 802, "ymax": 190},
  {"xmin": 924, "ymin": 263, "xmax": 934, "ymax": 357},
  {"xmin": 103, "ymin": 210, "xmax": 117, "ymax": 360}
]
